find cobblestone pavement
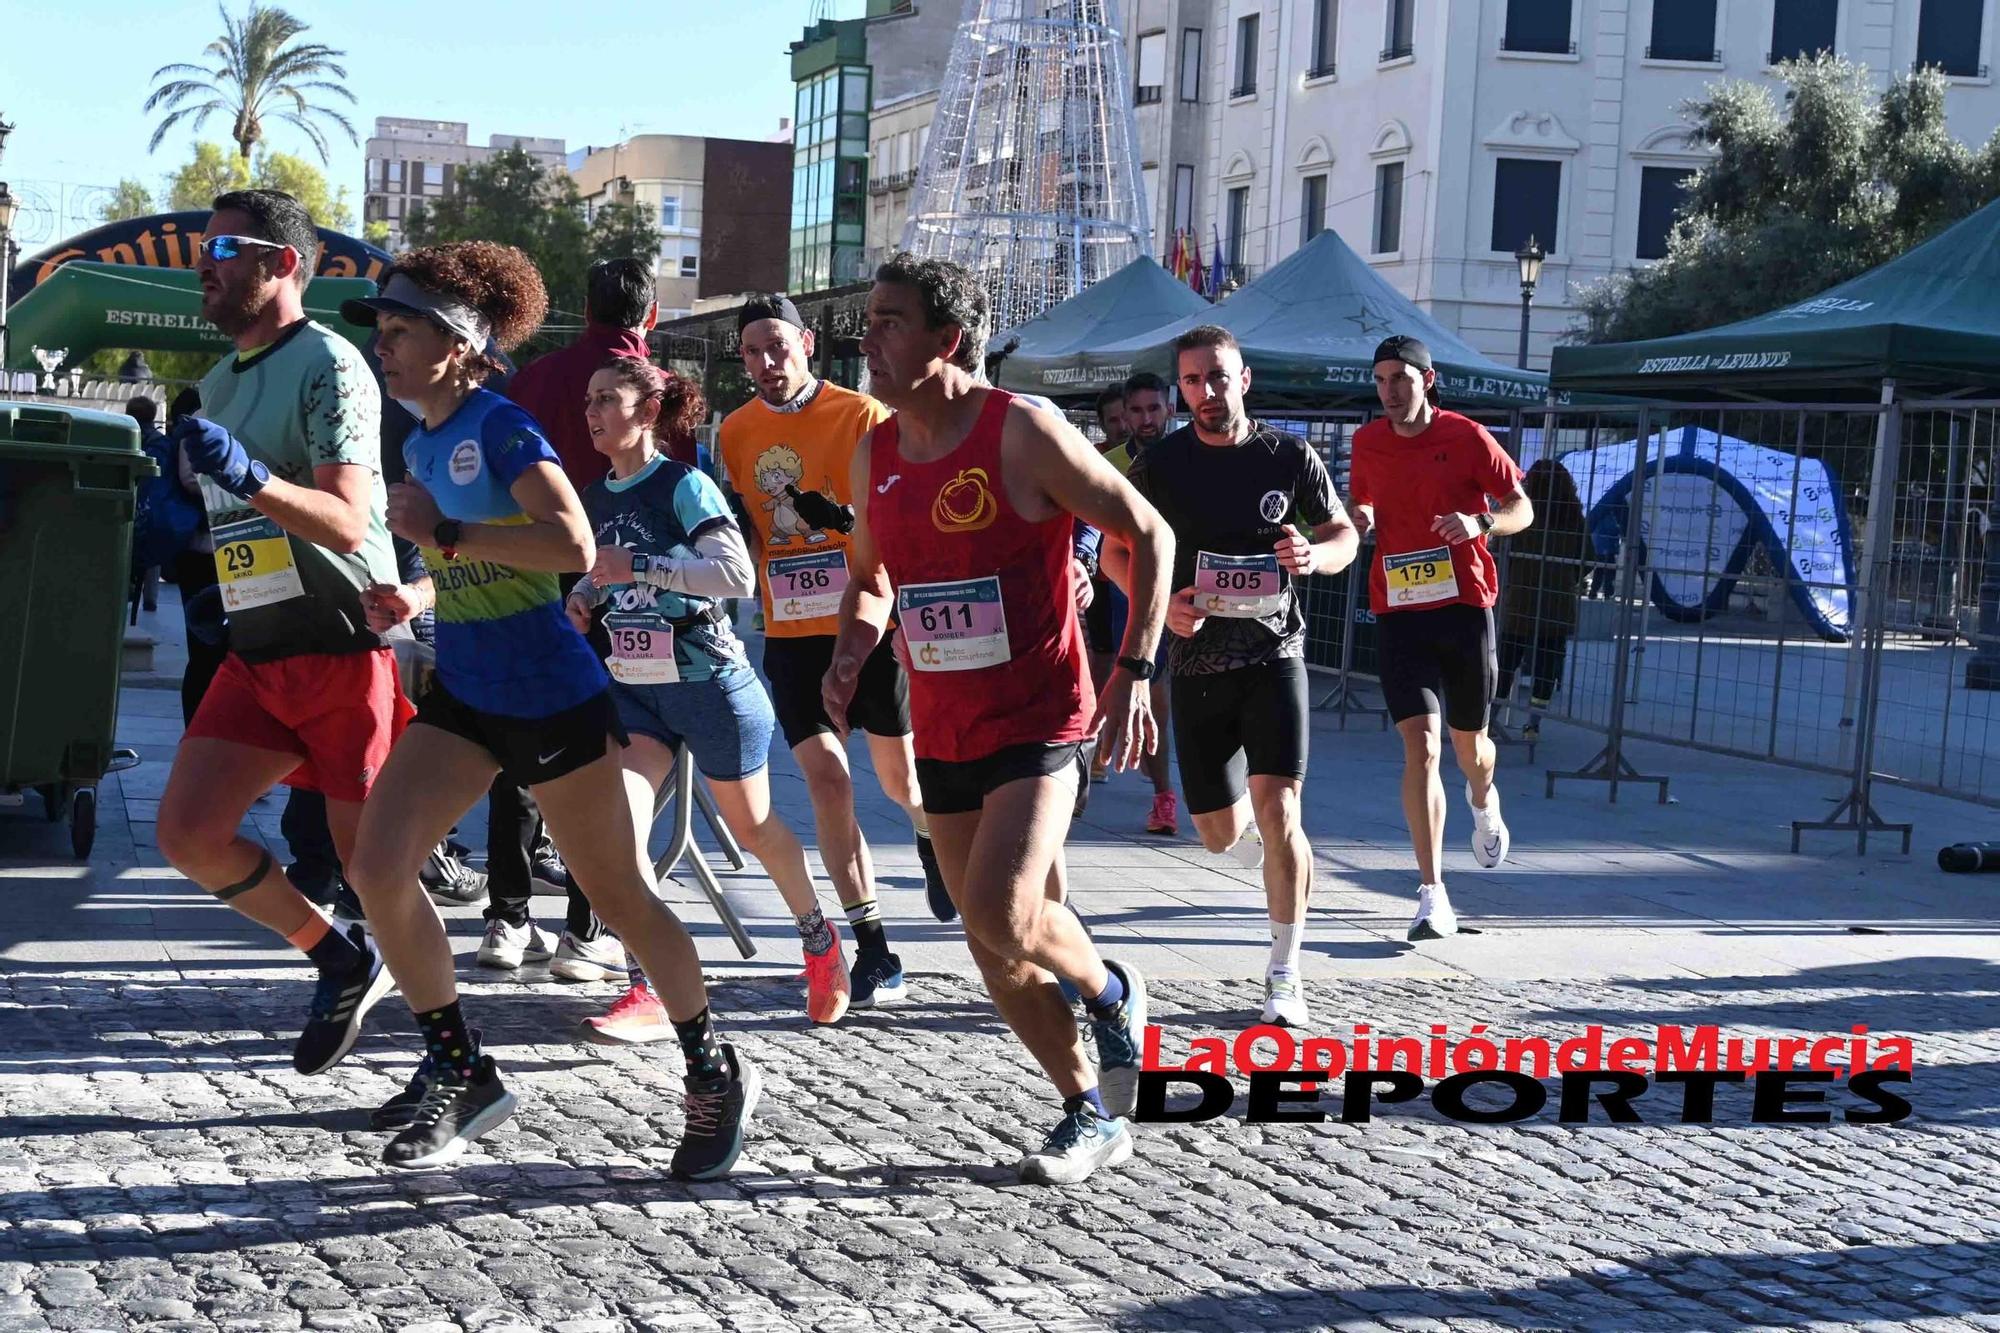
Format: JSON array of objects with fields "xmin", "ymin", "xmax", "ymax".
[{"xmin": 3, "ymin": 964, "xmax": 1997, "ymax": 1332}]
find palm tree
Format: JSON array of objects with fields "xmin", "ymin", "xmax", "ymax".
[{"xmin": 144, "ymin": 2, "xmax": 358, "ymax": 166}]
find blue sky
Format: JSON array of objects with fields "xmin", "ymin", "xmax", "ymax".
[{"xmin": 3, "ymin": 0, "xmax": 815, "ymax": 246}]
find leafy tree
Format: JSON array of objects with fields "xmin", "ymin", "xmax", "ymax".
[
  {"xmin": 145, "ymin": 2, "xmax": 357, "ymax": 165},
  {"xmin": 363, "ymin": 219, "xmax": 392, "ymax": 250},
  {"xmin": 101, "ymin": 180, "xmax": 157, "ymax": 223},
  {"xmin": 164, "ymin": 141, "xmax": 352, "ymax": 231},
  {"xmin": 404, "ymin": 145, "xmax": 595, "ymax": 321},
  {"xmin": 1572, "ymin": 57, "xmax": 2000, "ymax": 344},
  {"xmin": 588, "ymin": 201, "xmax": 665, "ymax": 268}
]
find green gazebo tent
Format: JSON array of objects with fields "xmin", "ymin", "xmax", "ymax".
[
  {"xmin": 3, "ymin": 261, "xmax": 377, "ymax": 371},
  {"xmin": 991, "ymin": 257, "xmax": 1214, "ymax": 396},
  {"xmin": 1551, "ymin": 196, "xmax": 2000, "ymax": 400},
  {"xmin": 1014, "ymin": 229, "xmax": 1553, "ymax": 410}
]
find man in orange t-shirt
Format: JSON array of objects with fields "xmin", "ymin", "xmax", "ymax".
[{"xmin": 718, "ymin": 294, "xmax": 945, "ymax": 1008}]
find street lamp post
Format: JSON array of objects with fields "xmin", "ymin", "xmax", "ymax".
[
  {"xmin": 1515, "ymin": 233, "xmax": 1545, "ymax": 371},
  {"xmin": 0, "ymin": 179, "xmax": 19, "ymax": 374}
]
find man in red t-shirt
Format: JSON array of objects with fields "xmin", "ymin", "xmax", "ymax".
[{"xmin": 1348, "ymin": 335, "xmax": 1532, "ymax": 943}]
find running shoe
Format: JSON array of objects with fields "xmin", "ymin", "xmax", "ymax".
[
  {"xmin": 381, "ymin": 1055, "xmax": 517, "ymax": 1170},
  {"xmin": 917, "ymin": 833, "xmax": 956, "ymax": 923},
  {"xmin": 293, "ymin": 926, "xmax": 395, "ymax": 1076},
  {"xmin": 477, "ymin": 919, "xmax": 557, "ymax": 970},
  {"xmin": 1230, "ymin": 825, "xmax": 1265, "ymax": 871},
  {"xmin": 1407, "ymin": 883, "xmax": 1459, "ymax": 942},
  {"xmin": 802, "ymin": 936, "xmax": 851, "ymax": 1025},
  {"xmin": 421, "ymin": 841, "xmax": 488, "ymax": 907},
  {"xmin": 1087, "ymin": 959, "xmax": 1147, "ymax": 1118},
  {"xmin": 1262, "ymin": 969, "xmax": 1310, "ymax": 1028},
  {"xmin": 583, "ymin": 983, "xmax": 673, "ymax": 1044},
  {"xmin": 1468, "ymin": 781, "xmax": 1511, "ymax": 869},
  {"xmin": 550, "ymin": 931, "xmax": 626, "ymax": 983},
  {"xmin": 1017, "ymin": 1102, "xmax": 1133, "ymax": 1185},
  {"xmin": 671, "ymin": 1044, "xmax": 761, "ymax": 1181},
  {"xmin": 532, "ymin": 846, "xmax": 577, "ymax": 896},
  {"xmin": 370, "ymin": 1027, "xmax": 483, "ymax": 1131},
  {"xmin": 849, "ymin": 951, "xmax": 907, "ymax": 1008},
  {"xmin": 1146, "ymin": 791, "xmax": 1180, "ymax": 836}
]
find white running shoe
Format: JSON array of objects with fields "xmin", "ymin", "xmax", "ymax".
[
  {"xmin": 1468, "ymin": 782, "xmax": 1510, "ymax": 869},
  {"xmin": 1407, "ymin": 883, "xmax": 1459, "ymax": 942},
  {"xmin": 1229, "ymin": 825, "xmax": 1265, "ymax": 871},
  {"xmin": 549, "ymin": 931, "xmax": 627, "ymax": 983},
  {"xmin": 1262, "ymin": 969, "xmax": 1310, "ymax": 1027},
  {"xmin": 477, "ymin": 920, "xmax": 557, "ymax": 970}
]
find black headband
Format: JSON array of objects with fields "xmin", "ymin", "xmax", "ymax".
[{"xmin": 737, "ymin": 295, "xmax": 806, "ymax": 334}]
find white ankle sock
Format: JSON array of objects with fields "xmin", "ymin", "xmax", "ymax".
[{"xmin": 1269, "ymin": 919, "xmax": 1303, "ymax": 975}]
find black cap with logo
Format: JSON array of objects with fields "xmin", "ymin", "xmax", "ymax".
[{"xmin": 1372, "ymin": 334, "xmax": 1440, "ymax": 405}]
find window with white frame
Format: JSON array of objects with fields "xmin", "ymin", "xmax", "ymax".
[
  {"xmin": 1233, "ymin": 14, "xmax": 1259, "ymax": 96},
  {"xmin": 1917, "ymin": 0, "xmax": 1985, "ymax": 77},
  {"xmin": 1374, "ymin": 161, "xmax": 1405, "ymax": 253},
  {"xmin": 423, "ymin": 161, "xmax": 444, "ymax": 188},
  {"xmin": 1648, "ymin": 0, "xmax": 1718, "ymax": 61},
  {"xmin": 1301, "ymin": 173, "xmax": 1327, "ymax": 244},
  {"xmin": 1172, "ymin": 164, "xmax": 1196, "ymax": 233},
  {"xmin": 1309, "ymin": 0, "xmax": 1338, "ymax": 77},
  {"xmin": 1383, "ymin": 0, "xmax": 1415, "ymax": 59},
  {"xmin": 660, "ymin": 195, "xmax": 682, "ymax": 229},
  {"xmin": 1770, "ymin": 0, "xmax": 1837, "ymax": 63},
  {"xmin": 1504, "ymin": 0, "xmax": 1572, "ymax": 53},
  {"xmin": 681, "ymin": 253, "xmax": 699, "ymax": 278},
  {"xmin": 1137, "ymin": 31, "xmax": 1166, "ymax": 104}
]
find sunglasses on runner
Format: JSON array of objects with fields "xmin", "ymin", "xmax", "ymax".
[{"xmin": 200, "ymin": 234, "xmax": 290, "ymax": 263}]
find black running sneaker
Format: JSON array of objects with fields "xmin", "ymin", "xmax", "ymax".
[
  {"xmin": 849, "ymin": 951, "xmax": 907, "ymax": 1008},
  {"xmin": 421, "ymin": 841, "xmax": 488, "ymax": 907},
  {"xmin": 293, "ymin": 927, "xmax": 395, "ymax": 1076},
  {"xmin": 1086, "ymin": 959, "xmax": 1147, "ymax": 1118},
  {"xmin": 670, "ymin": 1044, "xmax": 761, "ymax": 1181},
  {"xmin": 381, "ymin": 1055, "xmax": 517, "ymax": 1170},
  {"xmin": 369, "ymin": 1027, "xmax": 483, "ymax": 1132},
  {"xmin": 1017, "ymin": 1100, "xmax": 1133, "ymax": 1185},
  {"xmin": 531, "ymin": 845, "xmax": 576, "ymax": 896},
  {"xmin": 917, "ymin": 835, "xmax": 955, "ymax": 923}
]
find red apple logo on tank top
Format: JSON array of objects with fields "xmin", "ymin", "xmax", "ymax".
[{"xmin": 931, "ymin": 467, "xmax": 999, "ymax": 534}]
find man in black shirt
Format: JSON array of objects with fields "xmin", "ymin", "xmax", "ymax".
[{"xmin": 1112, "ymin": 325, "xmax": 1357, "ymax": 1027}]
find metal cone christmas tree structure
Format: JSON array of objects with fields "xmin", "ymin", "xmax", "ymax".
[{"xmin": 901, "ymin": 0, "xmax": 1151, "ymax": 333}]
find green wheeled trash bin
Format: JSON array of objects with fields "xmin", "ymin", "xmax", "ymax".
[{"xmin": 0, "ymin": 402, "xmax": 156, "ymax": 857}]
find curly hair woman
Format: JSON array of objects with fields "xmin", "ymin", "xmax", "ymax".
[{"xmin": 338, "ymin": 243, "xmax": 758, "ymax": 1176}]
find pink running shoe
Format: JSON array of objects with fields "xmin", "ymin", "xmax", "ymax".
[
  {"xmin": 1146, "ymin": 791, "xmax": 1180, "ymax": 836},
  {"xmin": 801, "ymin": 939, "xmax": 851, "ymax": 1025},
  {"xmin": 582, "ymin": 983, "xmax": 672, "ymax": 1045}
]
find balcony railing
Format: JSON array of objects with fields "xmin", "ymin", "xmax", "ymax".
[
  {"xmin": 1305, "ymin": 61, "xmax": 1337, "ymax": 79},
  {"xmin": 865, "ymin": 169, "xmax": 917, "ymax": 195},
  {"xmin": 1645, "ymin": 44, "xmax": 1721, "ymax": 62},
  {"xmin": 1380, "ymin": 43, "xmax": 1414, "ymax": 62},
  {"xmin": 1135, "ymin": 85, "xmax": 1163, "ymax": 104},
  {"xmin": 1502, "ymin": 38, "xmax": 1575, "ymax": 54},
  {"xmin": 1229, "ymin": 80, "xmax": 1257, "ymax": 98},
  {"xmin": 1912, "ymin": 57, "xmax": 1988, "ymax": 78}
]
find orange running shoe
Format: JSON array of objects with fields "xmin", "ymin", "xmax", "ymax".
[
  {"xmin": 1146, "ymin": 791, "xmax": 1180, "ymax": 836},
  {"xmin": 801, "ymin": 937, "xmax": 851, "ymax": 1025},
  {"xmin": 582, "ymin": 983, "xmax": 672, "ymax": 1045}
]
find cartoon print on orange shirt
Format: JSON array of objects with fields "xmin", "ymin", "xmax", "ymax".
[
  {"xmin": 753, "ymin": 444, "xmax": 832, "ymax": 547},
  {"xmin": 932, "ymin": 467, "xmax": 998, "ymax": 534}
]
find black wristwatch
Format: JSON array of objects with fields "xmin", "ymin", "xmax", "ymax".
[
  {"xmin": 1476, "ymin": 511, "xmax": 1496, "ymax": 535},
  {"xmin": 1116, "ymin": 654, "xmax": 1157, "ymax": 680},
  {"xmin": 434, "ymin": 518, "xmax": 464, "ymax": 558}
]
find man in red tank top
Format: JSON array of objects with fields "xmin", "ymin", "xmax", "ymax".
[{"xmin": 825, "ymin": 254, "xmax": 1176, "ymax": 1186}]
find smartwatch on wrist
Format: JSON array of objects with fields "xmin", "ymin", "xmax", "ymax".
[
  {"xmin": 434, "ymin": 518, "xmax": 464, "ymax": 559},
  {"xmin": 240, "ymin": 459, "xmax": 271, "ymax": 498},
  {"xmin": 631, "ymin": 553, "xmax": 652, "ymax": 578},
  {"xmin": 1476, "ymin": 511, "xmax": 1496, "ymax": 535},
  {"xmin": 1116, "ymin": 654, "xmax": 1157, "ymax": 680}
]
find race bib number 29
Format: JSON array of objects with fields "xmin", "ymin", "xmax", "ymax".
[
  {"xmin": 203, "ymin": 476, "xmax": 304, "ymax": 611},
  {"xmin": 899, "ymin": 576, "xmax": 1010, "ymax": 672}
]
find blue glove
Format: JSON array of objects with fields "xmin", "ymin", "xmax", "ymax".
[{"xmin": 173, "ymin": 416, "xmax": 268, "ymax": 498}]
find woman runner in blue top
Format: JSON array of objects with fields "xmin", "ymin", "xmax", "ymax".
[
  {"xmin": 566, "ymin": 358, "xmax": 864, "ymax": 1039},
  {"xmin": 334, "ymin": 242, "xmax": 758, "ymax": 1180}
]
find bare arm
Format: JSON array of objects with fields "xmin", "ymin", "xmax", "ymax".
[
  {"xmin": 386, "ymin": 461, "xmax": 594, "ymax": 573},
  {"xmin": 250, "ymin": 463, "xmax": 376, "ymax": 555},
  {"xmin": 823, "ymin": 435, "xmax": 895, "ymax": 734},
  {"xmin": 1487, "ymin": 486, "xmax": 1534, "ymax": 538}
]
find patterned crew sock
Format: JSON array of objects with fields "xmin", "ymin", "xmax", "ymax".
[
  {"xmin": 673, "ymin": 1007, "xmax": 728, "ymax": 1087},
  {"xmin": 415, "ymin": 1000, "xmax": 479, "ymax": 1080},
  {"xmin": 843, "ymin": 898, "xmax": 889, "ymax": 958},
  {"xmin": 795, "ymin": 907, "xmax": 836, "ymax": 956}
]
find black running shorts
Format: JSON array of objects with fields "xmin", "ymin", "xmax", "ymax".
[
  {"xmin": 917, "ymin": 741, "xmax": 1085, "ymax": 817},
  {"xmin": 762, "ymin": 633, "xmax": 912, "ymax": 749},
  {"xmin": 414, "ymin": 682, "xmax": 627, "ymax": 788},
  {"xmin": 1170, "ymin": 657, "xmax": 1310, "ymax": 816},
  {"xmin": 1376, "ymin": 602, "xmax": 1498, "ymax": 733}
]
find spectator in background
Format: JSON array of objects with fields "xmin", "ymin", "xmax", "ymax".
[
  {"xmin": 162, "ymin": 387, "xmax": 228, "ymax": 723},
  {"xmin": 126, "ymin": 395, "xmax": 168, "ymax": 611},
  {"xmin": 1496, "ymin": 458, "xmax": 1590, "ymax": 743}
]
